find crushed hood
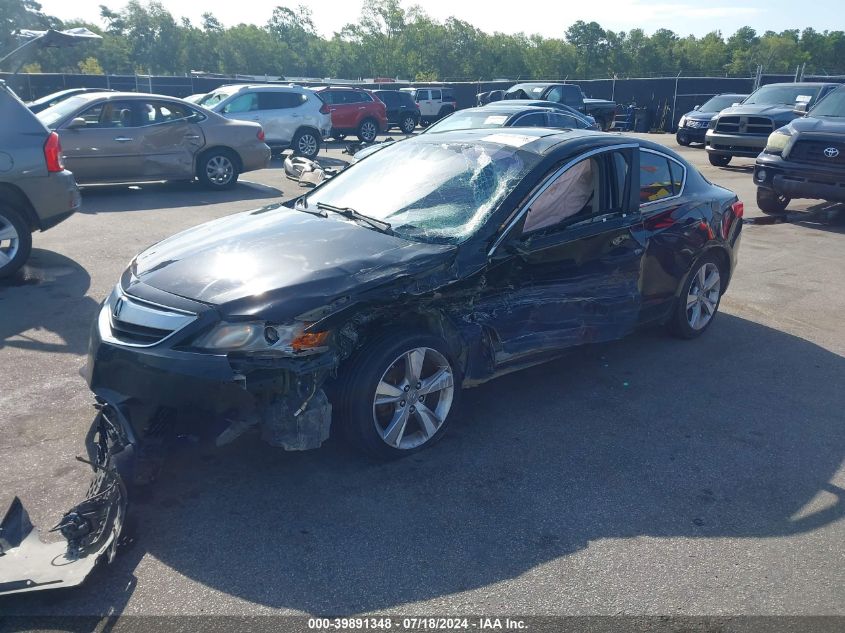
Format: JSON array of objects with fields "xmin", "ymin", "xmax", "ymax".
[{"xmin": 129, "ymin": 204, "xmax": 455, "ymax": 318}]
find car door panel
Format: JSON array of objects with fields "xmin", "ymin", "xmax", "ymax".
[{"xmin": 139, "ymin": 120, "xmax": 203, "ymax": 179}]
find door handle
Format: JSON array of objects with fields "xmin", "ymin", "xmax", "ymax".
[
  {"xmin": 358, "ymin": 106, "xmax": 366, "ymax": 110},
  {"xmin": 184, "ymin": 134, "xmax": 201, "ymax": 140},
  {"xmin": 113, "ymin": 137, "xmax": 133, "ymax": 142}
]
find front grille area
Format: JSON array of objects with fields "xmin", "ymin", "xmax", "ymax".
[
  {"xmin": 106, "ymin": 291, "xmax": 196, "ymax": 347},
  {"xmin": 715, "ymin": 115, "xmax": 774, "ymax": 135},
  {"xmin": 789, "ymin": 139, "xmax": 845, "ymax": 166}
]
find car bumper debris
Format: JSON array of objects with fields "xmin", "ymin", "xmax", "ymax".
[{"xmin": 283, "ymin": 154, "xmax": 339, "ymax": 187}]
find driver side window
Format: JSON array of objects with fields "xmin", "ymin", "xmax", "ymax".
[{"xmin": 522, "ymin": 157, "xmax": 600, "ymax": 233}]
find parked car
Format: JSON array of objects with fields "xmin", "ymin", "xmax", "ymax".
[
  {"xmin": 483, "ymin": 99, "xmax": 598, "ymax": 129},
  {"xmin": 310, "ymin": 86, "xmax": 388, "ymax": 143},
  {"xmin": 372, "ymin": 89, "xmax": 420, "ymax": 133},
  {"xmin": 675, "ymin": 93, "xmax": 748, "ymax": 146},
  {"xmin": 79, "ymin": 126, "xmax": 742, "ymax": 481},
  {"xmin": 0, "ymin": 80, "xmax": 81, "ymax": 278},
  {"xmin": 36, "ymin": 92, "xmax": 270, "ymax": 189},
  {"xmin": 504, "ymin": 82, "xmax": 617, "ymax": 131},
  {"xmin": 705, "ymin": 82, "xmax": 841, "ymax": 166},
  {"xmin": 183, "ymin": 93, "xmax": 208, "ymax": 104},
  {"xmin": 199, "ymin": 84, "xmax": 330, "ymax": 159},
  {"xmin": 401, "ymin": 87, "xmax": 457, "ymax": 126},
  {"xmin": 754, "ymin": 85, "xmax": 845, "ymax": 214},
  {"xmin": 476, "ymin": 89, "xmax": 505, "ymax": 106},
  {"xmin": 424, "ymin": 104, "xmax": 579, "ymax": 134},
  {"xmin": 26, "ymin": 88, "xmax": 115, "ymax": 113}
]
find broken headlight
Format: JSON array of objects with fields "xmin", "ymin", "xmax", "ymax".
[{"xmin": 191, "ymin": 321, "xmax": 329, "ymax": 354}]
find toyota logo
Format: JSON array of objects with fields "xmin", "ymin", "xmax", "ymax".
[{"xmin": 824, "ymin": 147, "xmax": 840, "ymax": 158}]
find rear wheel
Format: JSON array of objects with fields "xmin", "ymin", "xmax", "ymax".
[
  {"xmin": 668, "ymin": 255, "xmax": 723, "ymax": 339},
  {"xmin": 357, "ymin": 118, "xmax": 378, "ymax": 143},
  {"xmin": 333, "ymin": 330, "xmax": 460, "ymax": 460},
  {"xmin": 400, "ymin": 114, "xmax": 417, "ymax": 134},
  {"xmin": 708, "ymin": 153, "xmax": 731, "ymax": 167},
  {"xmin": 0, "ymin": 205, "xmax": 30, "ymax": 279},
  {"xmin": 293, "ymin": 129, "xmax": 320, "ymax": 159},
  {"xmin": 756, "ymin": 187, "xmax": 790, "ymax": 215},
  {"xmin": 198, "ymin": 149, "xmax": 239, "ymax": 189}
]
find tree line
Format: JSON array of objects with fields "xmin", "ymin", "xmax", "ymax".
[{"xmin": 3, "ymin": 0, "xmax": 845, "ymax": 80}]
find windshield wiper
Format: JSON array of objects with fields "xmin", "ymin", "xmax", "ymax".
[{"xmin": 316, "ymin": 202, "xmax": 393, "ymax": 234}]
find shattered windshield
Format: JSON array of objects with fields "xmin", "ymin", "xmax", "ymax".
[
  {"xmin": 303, "ymin": 140, "xmax": 539, "ymax": 244},
  {"xmin": 744, "ymin": 85, "xmax": 821, "ymax": 106},
  {"xmin": 198, "ymin": 89, "xmax": 236, "ymax": 107}
]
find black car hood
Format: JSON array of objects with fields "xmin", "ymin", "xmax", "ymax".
[
  {"xmin": 129, "ymin": 205, "xmax": 455, "ymax": 319},
  {"xmin": 717, "ymin": 103, "xmax": 799, "ymax": 121},
  {"xmin": 786, "ymin": 115, "xmax": 845, "ymax": 134},
  {"xmin": 684, "ymin": 110, "xmax": 718, "ymax": 121}
]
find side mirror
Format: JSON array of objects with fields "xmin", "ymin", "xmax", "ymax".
[
  {"xmin": 693, "ymin": 105, "xmax": 700, "ymax": 111},
  {"xmin": 793, "ymin": 103, "xmax": 808, "ymax": 115},
  {"xmin": 66, "ymin": 117, "xmax": 87, "ymax": 129}
]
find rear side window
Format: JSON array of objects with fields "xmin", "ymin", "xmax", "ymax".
[
  {"xmin": 318, "ymin": 91, "xmax": 336, "ymax": 105},
  {"xmin": 222, "ymin": 93, "xmax": 257, "ymax": 113},
  {"xmin": 512, "ymin": 112, "xmax": 545, "ymax": 127},
  {"xmin": 376, "ymin": 91, "xmax": 398, "ymax": 106},
  {"xmin": 547, "ymin": 112, "xmax": 583, "ymax": 128},
  {"xmin": 639, "ymin": 149, "xmax": 683, "ymax": 204},
  {"xmin": 138, "ymin": 100, "xmax": 196, "ymax": 125},
  {"xmin": 430, "ymin": 89, "xmax": 442, "ymax": 100},
  {"xmin": 258, "ymin": 91, "xmax": 306, "ymax": 110}
]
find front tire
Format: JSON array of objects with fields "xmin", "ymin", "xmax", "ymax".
[
  {"xmin": 708, "ymin": 153, "xmax": 731, "ymax": 167},
  {"xmin": 333, "ymin": 330, "xmax": 460, "ymax": 460},
  {"xmin": 756, "ymin": 187, "xmax": 790, "ymax": 215},
  {"xmin": 357, "ymin": 118, "xmax": 378, "ymax": 143},
  {"xmin": 0, "ymin": 205, "xmax": 31, "ymax": 279},
  {"xmin": 293, "ymin": 129, "xmax": 320, "ymax": 159},
  {"xmin": 676, "ymin": 131, "xmax": 691, "ymax": 146},
  {"xmin": 198, "ymin": 149, "xmax": 239, "ymax": 190},
  {"xmin": 668, "ymin": 254, "xmax": 723, "ymax": 339}
]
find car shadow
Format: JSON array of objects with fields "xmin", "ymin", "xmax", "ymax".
[
  {"xmin": 0, "ymin": 250, "xmax": 97, "ymax": 356},
  {"xmin": 78, "ymin": 180, "xmax": 283, "ymax": 214},
  {"xmin": 4, "ymin": 313, "xmax": 844, "ymax": 615},
  {"xmin": 744, "ymin": 203, "xmax": 845, "ymax": 233}
]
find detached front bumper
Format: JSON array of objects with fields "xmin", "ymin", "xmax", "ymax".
[
  {"xmin": 0, "ymin": 403, "xmax": 131, "ymax": 596},
  {"xmin": 705, "ymin": 130, "xmax": 767, "ymax": 158},
  {"xmin": 755, "ymin": 154, "xmax": 845, "ymax": 203}
]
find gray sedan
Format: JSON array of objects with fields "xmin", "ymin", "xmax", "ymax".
[{"xmin": 36, "ymin": 92, "xmax": 271, "ymax": 189}]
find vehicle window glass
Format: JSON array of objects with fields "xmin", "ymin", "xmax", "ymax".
[
  {"xmin": 611, "ymin": 151, "xmax": 631, "ymax": 210},
  {"xmin": 523, "ymin": 157, "xmax": 601, "ymax": 233},
  {"xmin": 304, "ymin": 140, "xmax": 540, "ymax": 245},
  {"xmin": 810, "ymin": 88, "xmax": 845, "ymax": 116},
  {"xmin": 222, "ymin": 93, "xmax": 257, "ymax": 113},
  {"xmin": 639, "ymin": 150, "xmax": 677, "ymax": 204},
  {"xmin": 546, "ymin": 87, "xmax": 563, "ymax": 102},
  {"xmin": 258, "ymin": 91, "xmax": 305, "ymax": 110},
  {"xmin": 319, "ymin": 91, "xmax": 335, "ymax": 105},
  {"xmin": 138, "ymin": 100, "xmax": 192, "ymax": 125},
  {"xmin": 357, "ymin": 91, "xmax": 373, "ymax": 102},
  {"xmin": 376, "ymin": 92, "xmax": 396, "ymax": 106},
  {"xmin": 415, "ymin": 90, "xmax": 429, "ymax": 101},
  {"xmin": 430, "ymin": 89, "xmax": 442, "ymax": 100},
  {"xmin": 513, "ymin": 112, "xmax": 545, "ymax": 127},
  {"xmin": 78, "ymin": 101, "xmax": 135, "ymax": 128},
  {"xmin": 547, "ymin": 113, "xmax": 581, "ymax": 128},
  {"xmin": 668, "ymin": 160, "xmax": 684, "ymax": 193},
  {"xmin": 36, "ymin": 95, "xmax": 89, "ymax": 127}
]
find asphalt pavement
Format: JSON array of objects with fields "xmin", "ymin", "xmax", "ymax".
[{"xmin": 0, "ymin": 131, "xmax": 843, "ymax": 619}]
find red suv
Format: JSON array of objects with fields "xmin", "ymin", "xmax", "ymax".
[{"xmin": 312, "ymin": 87, "xmax": 388, "ymax": 142}]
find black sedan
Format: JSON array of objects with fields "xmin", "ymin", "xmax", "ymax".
[
  {"xmin": 675, "ymin": 93, "xmax": 747, "ymax": 146},
  {"xmin": 483, "ymin": 99, "xmax": 598, "ymax": 129},
  {"xmin": 85, "ymin": 127, "xmax": 743, "ymax": 462},
  {"xmin": 424, "ymin": 104, "xmax": 582, "ymax": 134}
]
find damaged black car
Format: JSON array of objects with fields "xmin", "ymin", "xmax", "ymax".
[
  {"xmin": 1, "ymin": 128, "xmax": 743, "ymax": 595},
  {"xmin": 87, "ymin": 128, "xmax": 743, "ymax": 461}
]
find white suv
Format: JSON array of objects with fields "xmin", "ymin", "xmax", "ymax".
[
  {"xmin": 200, "ymin": 84, "xmax": 331, "ymax": 158},
  {"xmin": 401, "ymin": 87, "xmax": 457, "ymax": 126}
]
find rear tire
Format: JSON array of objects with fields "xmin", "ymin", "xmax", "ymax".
[
  {"xmin": 332, "ymin": 329, "xmax": 460, "ymax": 460},
  {"xmin": 0, "ymin": 204, "xmax": 31, "ymax": 279},
  {"xmin": 668, "ymin": 254, "xmax": 723, "ymax": 339},
  {"xmin": 357, "ymin": 118, "xmax": 378, "ymax": 143},
  {"xmin": 708, "ymin": 153, "xmax": 731, "ymax": 167},
  {"xmin": 292, "ymin": 129, "xmax": 320, "ymax": 159},
  {"xmin": 756, "ymin": 187, "xmax": 790, "ymax": 215},
  {"xmin": 400, "ymin": 114, "xmax": 417, "ymax": 134},
  {"xmin": 198, "ymin": 149, "xmax": 239, "ymax": 190}
]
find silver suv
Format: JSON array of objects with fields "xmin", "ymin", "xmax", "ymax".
[
  {"xmin": 0, "ymin": 80, "xmax": 80, "ymax": 278},
  {"xmin": 200, "ymin": 84, "xmax": 331, "ymax": 158}
]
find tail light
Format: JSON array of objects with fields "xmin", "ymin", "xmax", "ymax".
[
  {"xmin": 44, "ymin": 132, "xmax": 64, "ymax": 173},
  {"xmin": 257, "ymin": 128, "xmax": 265, "ymax": 142},
  {"xmin": 731, "ymin": 201, "xmax": 744, "ymax": 218},
  {"xmin": 319, "ymin": 103, "xmax": 330, "ymax": 115}
]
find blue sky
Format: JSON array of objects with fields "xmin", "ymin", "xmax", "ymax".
[{"xmin": 37, "ymin": 0, "xmax": 845, "ymax": 38}]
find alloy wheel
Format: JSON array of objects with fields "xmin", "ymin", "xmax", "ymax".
[
  {"xmin": 686, "ymin": 262, "xmax": 721, "ymax": 330},
  {"xmin": 401, "ymin": 116, "xmax": 416, "ymax": 133},
  {"xmin": 0, "ymin": 213, "xmax": 20, "ymax": 270},
  {"xmin": 361, "ymin": 121, "xmax": 377, "ymax": 141},
  {"xmin": 205, "ymin": 155, "xmax": 234, "ymax": 186},
  {"xmin": 297, "ymin": 133, "xmax": 318, "ymax": 157},
  {"xmin": 372, "ymin": 347, "xmax": 454, "ymax": 450}
]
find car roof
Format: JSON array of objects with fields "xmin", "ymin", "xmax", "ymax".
[
  {"xmin": 52, "ymin": 92, "xmax": 192, "ymax": 104},
  {"xmin": 762, "ymin": 82, "xmax": 842, "ymax": 88},
  {"xmin": 405, "ymin": 127, "xmax": 613, "ymax": 155},
  {"xmin": 453, "ymin": 105, "xmax": 553, "ymax": 116},
  {"xmin": 312, "ymin": 86, "xmax": 368, "ymax": 92}
]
